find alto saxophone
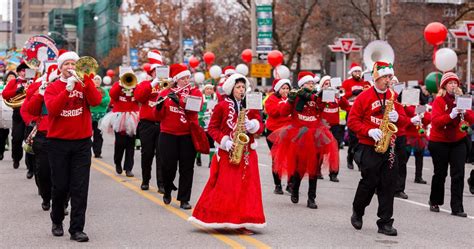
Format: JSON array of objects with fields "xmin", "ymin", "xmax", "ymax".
[
  {"xmin": 374, "ymin": 90, "xmax": 398, "ymax": 153},
  {"xmin": 229, "ymin": 108, "xmax": 250, "ymax": 165}
]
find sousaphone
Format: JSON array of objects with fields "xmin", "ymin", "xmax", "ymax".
[{"xmin": 363, "ymin": 40, "xmax": 395, "ymax": 71}]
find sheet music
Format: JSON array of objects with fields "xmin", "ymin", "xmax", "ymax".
[
  {"xmin": 155, "ymin": 66, "xmax": 170, "ymax": 79},
  {"xmin": 185, "ymin": 96, "xmax": 202, "ymax": 112},
  {"xmin": 393, "ymin": 83, "xmax": 405, "ymax": 94},
  {"xmin": 322, "ymin": 89, "xmax": 336, "ymax": 103},
  {"xmin": 246, "ymin": 92, "xmax": 263, "ymax": 110},
  {"xmin": 455, "ymin": 96, "xmax": 472, "ymax": 110},
  {"xmin": 330, "ymin": 77, "xmax": 342, "ymax": 88},
  {"xmin": 401, "ymin": 88, "xmax": 420, "ymax": 106}
]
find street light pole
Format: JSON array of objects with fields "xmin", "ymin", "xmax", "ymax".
[
  {"xmin": 178, "ymin": 0, "xmax": 183, "ymax": 63},
  {"xmin": 126, "ymin": 25, "xmax": 130, "ymax": 67},
  {"xmin": 380, "ymin": 0, "xmax": 386, "ymax": 40}
]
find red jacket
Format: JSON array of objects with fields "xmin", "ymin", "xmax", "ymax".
[
  {"xmin": 2, "ymin": 77, "xmax": 29, "ymax": 108},
  {"xmin": 44, "ymin": 77, "xmax": 102, "ymax": 140},
  {"xmin": 320, "ymin": 96, "xmax": 351, "ymax": 126},
  {"xmin": 208, "ymin": 97, "xmax": 263, "ymax": 150},
  {"xmin": 347, "ymin": 86, "xmax": 409, "ymax": 146},
  {"xmin": 134, "ymin": 80, "xmax": 160, "ymax": 122},
  {"xmin": 109, "ymin": 82, "xmax": 139, "ymax": 112},
  {"xmin": 280, "ymin": 95, "xmax": 325, "ymax": 128},
  {"xmin": 27, "ymin": 82, "xmax": 50, "ymax": 132},
  {"xmin": 429, "ymin": 94, "xmax": 474, "ymax": 143},
  {"xmin": 264, "ymin": 94, "xmax": 292, "ymax": 131},
  {"xmin": 404, "ymin": 105, "xmax": 431, "ymax": 138},
  {"xmin": 155, "ymin": 86, "xmax": 203, "ymax": 136},
  {"xmin": 341, "ymin": 78, "xmax": 370, "ymax": 104}
]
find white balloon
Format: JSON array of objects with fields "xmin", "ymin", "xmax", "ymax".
[
  {"xmin": 235, "ymin": 64, "xmax": 249, "ymax": 76},
  {"xmin": 435, "ymin": 48, "xmax": 458, "ymax": 72},
  {"xmin": 103, "ymin": 76, "xmax": 112, "ymax": 85},
  {"xmin": 273, "ymin": 65, "xmax": 290, "ymax": 79},
  {"xmin": 209, "ymin": 65, "xmax": 222, "ymax": 79},
  {"xmin": 194, "ymin": 72, "xmax": 205, "ymax": 84}
]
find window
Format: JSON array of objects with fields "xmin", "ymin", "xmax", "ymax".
[
  {"xmin": 443, "ymin": 7, "xmax": 457, "ymax": 17},
  {"xmin": 445, "ymin": 33, "xmax": 458, "ymax": 50},
  {"xmin": 29, "ymin": 12, "xmax": 43, "ymax": 18}
]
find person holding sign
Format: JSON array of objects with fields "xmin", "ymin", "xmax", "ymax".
[
  {"xmin": 134, "ymin": 50, "xmax": 166, "ymax": 192},
  {"xmin": 428, "ymin": 72, "xmax": 474, "ymax": 218},
  {"xmin": 196, "ymin": 84, "xmax": 218, "ymax": 168},
  {"xmin": 189, "ymin": 73, "xmax": 265, "ymax": 233},
  {"xmin": 155, "ymin": 63, "xmax": 202, "ymax": 210},
  {"xmin": 268, "ymin": 72, "xmax": 339, "ymax": 209},
  {"xmin": 319, "ymin": 76, "xmax": 351, "ymax": 182},
  {"xmin": 264, "ymin": 78, "xmax": 293, "ymax": 194}
]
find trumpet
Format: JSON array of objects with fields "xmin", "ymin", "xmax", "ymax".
[
  {"xmin": 69, "ymin": 56, "xmax": 99, "ymax": 87},
  {"xmin": 68, "ymin": 70, "xmax": 85, "ymax": 87},
  {"xmin": 151, "ymin": 83, "xmax": 192, "ymax": 107},
  {"xmin": 158, "ymin": 78, "xmax": 173, "ymax": 89},
  {"xmin": 120, "ymin": 72, "xmax": 137, "ymax": 89}
]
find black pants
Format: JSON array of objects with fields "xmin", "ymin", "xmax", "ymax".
[
  {"xmin": 428, "ymin": 140, "xmax": 467, "ymax": 213},
  {"xmin": 352, "ymin": 144, "xmax": 398, "ymax": 227},
  {"xmin": 0, "ymin": 128, "xmax": 9, "ymax": 158},
  {"xmin": 92, "ymin": 121, "xmax": 103, "ymax": 157},
  {"xmin": 138, "ymin": 120, "xmax": 163, "ymax": 186},
  {"xmin": 414, "ymin": 149, "xmax": 424, "ymax": 179},
  {"xmin": 24, "ymin": 124, "xmax": 36, "ymax": 174},
  {"xmin": 33, "ymin": 132, "xmax": 51, "ymax": 203},
  {"xmin": 114, "ymin": 132, "xmax": 135, "ymax": 171},
  {"xmin": 265, "ymin": 129, "xmax": 282, "ymax": 186},
  {"xmin": 11, "ymin": 109, "xmax": 25, "ymax": 163},
  {"xmin": 347, "ymin": 129, "xmax": 359, "ymax": 166},
  {"xmin": 49, "ymin": 138, "xmax": 91, "ymax": 234},
  {"xmin": 395, "ymin": 136, "xmax": 408, "ymax": 193},
  {"xmin": 330, "ymin": 125, "xmax": 345, "ymax": 176},
  {"xmin": 292, "ymin": 172, "xmax": 317, "ymax": 200},
  {"xmin": 159, "ymin": 132, "xmax": 196, "ymax": 202}
]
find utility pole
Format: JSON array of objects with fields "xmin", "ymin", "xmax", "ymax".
[
  {"xmin": 251, "ymin": 0, "xmax": 256, "ymax": 64},
  {"xmin": 178, "ymin": 0, "xmax": 183, "ymax": 63},
  {"xmin": 126, "ymin": 25, "xmax": 130, "ymax": 66},
  {"xmin": 380, "ymin": 0, "xmax": 386, "ymax": 40}
]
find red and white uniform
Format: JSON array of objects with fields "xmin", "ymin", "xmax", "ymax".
[
  {"xmin": 320, "ymin": 97, "xmax": 351, "ymax": 126},
  {"xmin": 189, "ymin": 96, "xmax": 266, "ymax": 229},
  {"xmin": 404, "ymin": 105, "xmax": 431, "ymax": 149},
  {"xmin": 264, "ymin": 93, "xmax": 292, "ymax": 132},
  {"xmin": 134, "ymin": 80, "xmax": 160, "ymax": 122},
  {"xmin": 27, "ymin": 82, "xmax": 49, "ymax": 133},
  {"xmin": 2, "ymin": 77, "xmax": 29, "ymax": 108},
  {"xmin": 44, "ymin": 77, "xmax": 102, "ymax": 140},
  {"xmin": 109, "ymin": 82, "xmax": 139, "ymax": 112},
  {"xmin": 341, "ymin": 78, "xmax": 371, "ymax": 105},
  {"xmin": 347, "ymin": 86, "xmax": 409, "ymax": 146},
  {"xmin": 155, "ymin": 86, "xmax": 203, "ymax": 135}
]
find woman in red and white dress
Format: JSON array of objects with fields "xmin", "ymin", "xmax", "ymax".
[{"xmin": 189, "ymin": 73, "xmax": 266, "ymax": 231}]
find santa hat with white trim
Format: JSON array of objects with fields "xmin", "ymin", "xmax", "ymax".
[
  {"xmin": 147, "ymin": 50, "xmax": 163, "ymax": 72},
  {"xmin": 222, "ymin": 73, "xmax": 250, "ymax": 95},
  {"xmin": 223, "ymin": 66, "xmax": 236, "ymax": 76},
  {"xmin": 319, "ymin": 75, "xmax": 331, "ymax": 86},
  {"xmin": 169, "ymin": 63, "xmax": 191, "ymax": 82},
  {"xmin": 57, "ymin": 49, "xmax": 79, "ymax": 69},
  {"xmin": 297, "ymin": 71, "xmax": 315, "ymax": 87},
  {"xmin": 348, "ymin": 63, "xmax": 362, "ymax": 74},
  {"xmin": 272, "ymin": 78, "xmax": 291, "ymax": 92},
  {"xmin": 372, "ymin": 61, "xmax": 394, "ymax": 80}
]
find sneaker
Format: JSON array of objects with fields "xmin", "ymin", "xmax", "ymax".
[
  {"xmin": 125, "ymin": 170, "xmax": 134, "ymax": 177},
  {"xmin": 51, "ymin": 223, "xmax": 64, "ymax": 236},
  {"xmin": 140, "ymin": 182, "xmax": 149, "ymax": 190},
  {"xmin": 377, "ymin": 224, "xmax": 398, "ymax": 236},
  {"xmin": 307, "ymin": 199, "xmax": 318, "ymax": 209},
  {"xmin": 429, "ymin": 201, "xmax": 440, "ymax": 212},
  {"xmin": 394, "ymin": 192, "xmax": 408, "ymax": 199},
  {"xmin": 414, "ymin": 178, "xmax": 427, "ymax": 184},
  {"xmin": 70, "ymin": 231, "xmax": 89, "ymax": 242},
  {"xmin": 451, "ymin": 211, "xmax": 467, "ymax": 218},
  {"xmin": 329, "ymin": 174, "xmax": 339, "ymax": 182}
]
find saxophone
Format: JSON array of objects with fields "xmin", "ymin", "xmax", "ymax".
[
  {"xmin": 229, "ymin": 108, "xmax": 250, "ymax": 165},
  {"xmin": 374, "ymin": 90, "xmax": 398, "ymax": 153}
]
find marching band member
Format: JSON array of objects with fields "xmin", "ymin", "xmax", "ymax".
[
  {"xmin": 44, "ymin": 50, "xmax": 102, "ymax": 241},
  {"xmin": 90, "ymin": 75, "xmax": 110, "ymax": 159},
  {"xmin": 319, "ymin": 75, "xmax": 351, "ymax": 182},
  {"xmin": 189, "ymin": 73, "xmax": 266, "ymax": 232},
  {"xmin": 269, "ymin": 72, "xmax": 339, "ymax": 209},
  {"xmin": 264, "ymin": 78, "xmax": 292, "ymax": 194},
  {"xmin": 348, "ymin": 61, "xmax": 408, "ymax": 236},
  {"xmin": 155, "ymin": 63, "xmax": 202, "ymax": 209},
  {"xmin": 196, "ymin": 84, "xmax": 217, "ymax": 168},
  {"xmin": 107, "ymin": 71, "xmax": 140, "ymax": 177},
  {"xmin": 134, "ymin": 50, "xmax": 165, "ymax": 192},
  {"xmin": 428, "ymin": 72, "xmax": 473, "ymax": 218},
  {"xmin": 2, "ymin": 62, "xmax": 33, "ymax": 170},
  {"xmin": 342, "ymin": 63, "xmax": 371, "ymax": 170},
  {"xmin": 0, "ymin": 71, "xmax": 15, "ymax": 160}
]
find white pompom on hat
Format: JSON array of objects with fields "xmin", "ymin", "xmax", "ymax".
[{"xmin": 222, "ymin": 73, "xmax": 250, "ymax": 95}]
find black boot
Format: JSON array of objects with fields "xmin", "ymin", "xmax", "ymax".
[
  {"xmin": 180, "ymin": 201, "xmax": 192, "ymax": 209},
  {"xmin": 140, "ymin": 181, "xmax": 149, "ymax": 190},
  {"xmin": 51, "ymin": 223, "xmax": 64, "ymax": 236},
  {"xmin": 115, "ymin": 165, "xmax": 123, "ymax": 175},
  {"xmin": 273, "ymin": 185, "xmax": 284, "ymax": 195},
  {"xmin": 414, "ymin": 177, "xmax": 427, "ymax": 184},
  {"xmin": 157, "ymin": 184, "xmax": 165, "ymax": 194},
  {"xmin": 41, "ymin": 201, "xmax": 50, "ymax": 211},
  {"xmin": 196, "ymin": 156, "xmax": 202, "ymax": 167},
  {"xmin": 394, "ymin": 191, "xmax": 408, "ymax": 199},
  {"xmin": 70, "ymin": 231, "xmax": 89, "ymax": 242},
  {"xmin": 468, "ymin": 177, "xmax": 473, "ymax": 195},
  {"xmin": 351, "ymin": 211, "xmax": 363, "ymax": 230},
  {"xmin": 378, "ymin": 224, "xmax": 398, "ymax": 236},
  {"xmin": 347, "ymin": 161, "xmax": 354, "ymax": 170},
  {"xmin": 307, "ymin": 198, "xmax": 318, "ymax": 209},
  {"xmin": 329, "ymin": 173, "xmax": 339, "ymax": 182},
  {"xmin": 163, "ymin": 192, "xmax": 171, "ymax": 205}
]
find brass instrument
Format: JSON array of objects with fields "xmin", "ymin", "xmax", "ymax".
[
  {"xmin": 69, "ymin": 56, "xmax": 99, "ymax": 87},
  {"xmin": 4, "ymin": 90, "xmax": 27, "ymax": 108},
  {"xmin": 338, "ymin": 87, "xmax": 345, "ymax": 97},
  {"xmin": 374, "ymin": 90, "xmax": 398, "ymax": 153},
  {"xmin": 159, "ymin": 78, "xmax": 173, "ymax": 89},
  {"xmin": 120, "ymin": 72, "xmax": 137, "ymax": 89},
  {"xmin": 363, "ymin": 40, "xmax": 395, "ymax": 71},
  {"xmin": 23, "ymin": 125, "xmax": 37, "ymax": 154},
  {"xmin": 229, "ymin": 107, "xmax": 250, "ymax": 165}
]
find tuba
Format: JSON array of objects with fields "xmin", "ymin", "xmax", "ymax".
[
  {"xmin": 363, "ymin": 40, "xmax": 395, "ymax": 72},
  {"xmin": 374, "ymin": 90, "xmax": 398, "ymax": 153},
  {"xmin": 229, "ymin": 107, "xmax": 250, "ymax": 165},
  {"xmin": 4, "ymin": 90, "xmax": 27, "ymax": 109}
]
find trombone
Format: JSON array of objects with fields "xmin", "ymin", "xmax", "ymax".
[
  {"xmin": 151, "ymin": 82, "xmax": 191, "ymax": 107},
  {"xmin": 68, "ymin": 56, "xmax": 99, "ymax": 87}
]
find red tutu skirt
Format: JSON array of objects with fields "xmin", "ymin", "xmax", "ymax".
[
  {"xmin": 407, "ymin": 135, "xmax": 427, "ymax": 150},
  {"xmin": 189, "ymin": 148, "xmax": 266, "ymax": 229},
  {"xmin": 268, "ymin": 122, "xmax": 339, "ymax": 178}
]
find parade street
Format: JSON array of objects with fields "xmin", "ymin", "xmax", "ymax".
[{"xmin": 1, "ymin": 133, "xmax": 473, "ymax": 248}]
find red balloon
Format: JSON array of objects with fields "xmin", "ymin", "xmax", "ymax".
[
  {"xmin": 267, "ymin": 50, "xmax": 283, "ymax": 67},
  {"xmin": 424, "ymin": 22, "xmax": 448, "ymax": 46},
  {"xmin": 106, "ymin": 69, "xmax": 115, "ymax": 77},
  {"xmin": 203, "ymin": 52, "xmax": 215, "ymax": 65},
  {"xmin": 142, "ymin": 63, "xmax": 151, "ymax": 72},
  {"xmin": 189, "ymin": 56, "xmax": 200, "ymax": 68},
  {"xmin": 241, "ymin": 49, "xmax": 253, "ymax": 63}
]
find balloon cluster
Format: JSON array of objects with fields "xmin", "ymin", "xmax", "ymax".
[{"xmin": 424, "ymin": 22, "xmax": 457, "ymax": 73}]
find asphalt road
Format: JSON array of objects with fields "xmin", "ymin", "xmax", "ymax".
[{"xmin": 1, "ymin": 133, "xmax": 473, "ymax": 248}]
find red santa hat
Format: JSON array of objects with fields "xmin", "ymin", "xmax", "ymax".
[
  {"xmin": 372, "ymin": 61, "xmax": 394, "ymax": 80},
  {"xmin": 440, "ymin": 72, "xmax": 460, "ymax": 89},
  {"xmin": 348, "ymin": 63, "xmax": 362, "ymax": 74},
  {"xmin": 222, "ymin": 73, "xmax": 250, "ymax": 95},
  {"xmin": 57, "ymin": 49, "xmax": 79, "ymax": 69},
  {"xmin": 297, "ymin": 71, "xmax": 315, "ymax": 87},
  {"xmin": 319, "ymin": 75, "xmax": 331, "ymax": 86},
  {"xmin": 272, "ymin": 78, "xmax": 291, "ymax": 92},
  {"xmin": 169, "ymin": 63, "xmax": 191, "ymax": 82},
  {"xmin": 47, "ymin": 64, "xmax": 59, "ymax": 82},
  {"xmin": 147, "ymin": 50, "xmax": 163, "ymax": 71},
  {"xmin": 223, "ymin": 66, "xmax": 236, "ymax": 76}
]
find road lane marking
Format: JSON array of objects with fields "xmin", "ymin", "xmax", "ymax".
[
  {"xmin": 395, "ymin": 198, "xmax": 474, "ymax": 220},
  {"xmin": 92, "ymin": 159, "xmax": 272, "ymax": 248}
]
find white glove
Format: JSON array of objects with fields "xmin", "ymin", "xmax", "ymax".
[
  {"xmin": 224, "ymin": 140, "xmax": 233, "ymax": 152},
  {"xmin": 388, "ymin": 110, "xmax": 399, "ymax": 122},
  {"xmin": 68, "ymin": 70, "xmax": 79, "ymax": 79},
  {"xmin": 66, "ymin": 76, "xmax": 77, "ymax": 92},
  {"xmin": 245, "ymin": 119, "xmax": 256, "ymax": 131},
  {"xmin": 410, "ymin": 115, "xmax": 421, "ymax": 125},
  {"xmin": 449, "ymin": 108, "xmax": 460, "ymax": 119},
  {"xmin": 151, "ymin": 78, "xmax": 160, "ymax": 88},
  {"xmin": 368, "ymin": 128, "xmax": 383, "ymax": 142},
  {"xmin": 39, "ymin": 81, "xmax": 48, "ymax": 96}
]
